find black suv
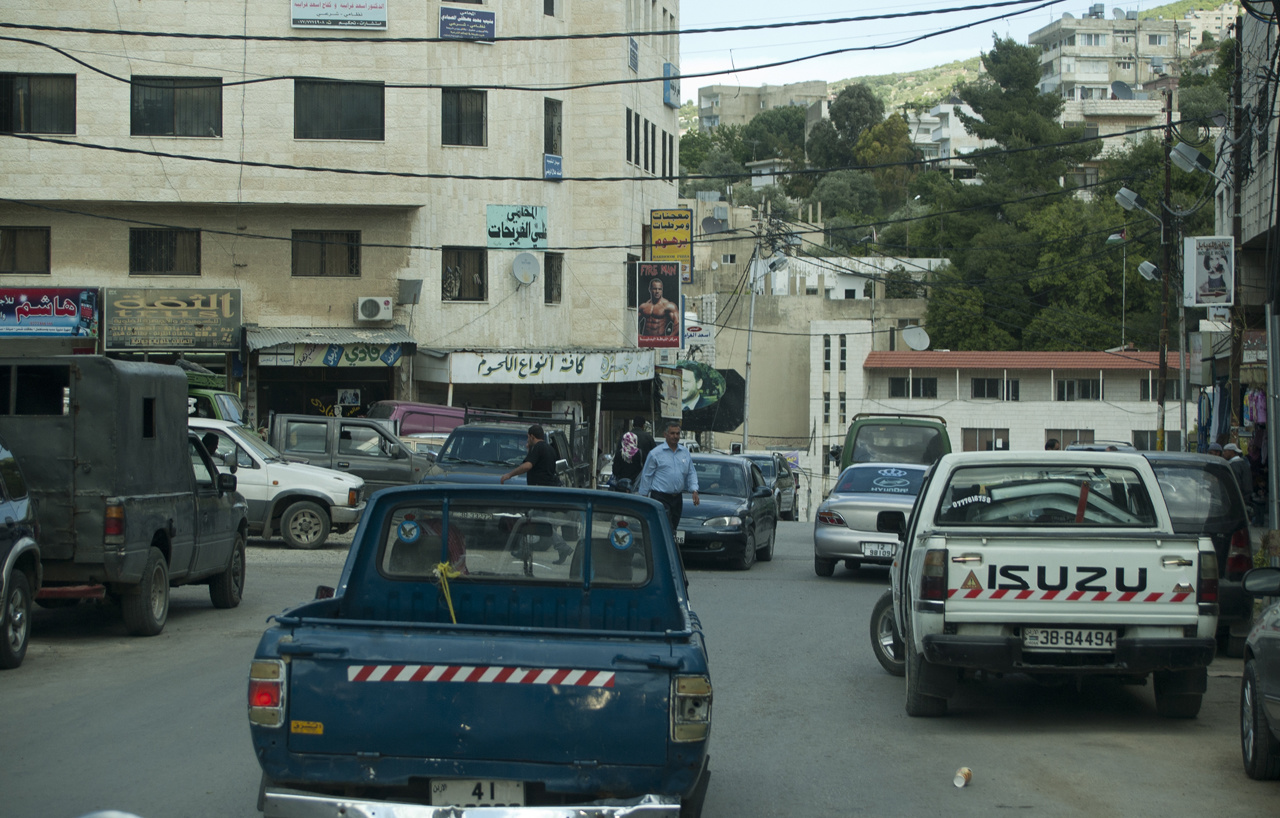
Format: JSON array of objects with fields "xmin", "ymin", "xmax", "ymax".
[
  {"xmin": 1143, "ymin": 451, "xmax": 1253, "ymax": 656},
  {"xmin": 1, "ymin": 431, "xmax": 39, "ymax": 669}
]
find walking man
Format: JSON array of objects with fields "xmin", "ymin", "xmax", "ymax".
[
  {"xmin": 500, "ymin": 424, "xmax": 560, "ymax": 486},
  {"xmin": 637, "ymin": 421, "xmax": 699, "ymax": 533},
  {"xmin": 1225, "ymin": 442, "xmax": 1254, "ymax": 499}
]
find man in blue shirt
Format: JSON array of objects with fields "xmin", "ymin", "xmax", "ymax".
[{"xmin": 637, "ymin": 421, "xmax": 700, "ymax": 532}]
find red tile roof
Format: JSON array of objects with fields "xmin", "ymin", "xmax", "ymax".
[{"xmin": 863, "ymin": 350, "xmax": 1185, "ymax": 370}]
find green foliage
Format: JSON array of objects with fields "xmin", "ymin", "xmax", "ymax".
[
  {"xmin": 829, "ymin": 84, "xmax": 884, "ymax": 144},
  {"xmin": 742, "ymin": 106, "xmax": 807, "ymax": 162},
  {"xmin": 805, "ymin": 119, "xmax": 854, "ymax": 170},
  {"xmin": 679, "ymin": 129, "xmax": 711, "ymax": 174},
  {"xmin": 853, "ymin": 114, "xmax": 918, "ymax": 211},
  {"xmin": 805, "ymin": 170, "xmax": 880, "ymax": 220},
  {"xmin": 732, "ymin": 183, "xmax": 797, "ymax": 221},
  {"xmin": 680, "ymin": 149, "xmax": 746, "ymax": 198},
  {"xmin": 710, "ymin": 124, "xmax": 751, "ymax": 166},
  {"xmin": 834, "ymin": 55, "xmax": 983, "ymax": 112},
  {"xmin": 679, "ymin": 100, "xmax": 699, "ymax": 133},
  {"xmin": 883, "ymin": 267, "xmax": 921, "ymax": 299}
]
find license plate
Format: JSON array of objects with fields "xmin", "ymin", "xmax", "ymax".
[
  {"xmin": 430, "ymin": 779, "xmax": 525, "ymax": 807},
  {"xmin": 675, "ymin": 530, "xmax": 686, "ymax": 544},
  {"xmin": 1023, "ymin": 627, "xmax": 1116, "ymax": 652},
  {"xmin": 861, "ymin": 542, "xmax": 895, "ymax": 558}
]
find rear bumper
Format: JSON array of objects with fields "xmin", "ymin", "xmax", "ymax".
[
  {"xmin": 262, "ymin": 788, "xmax": 683, "ymax": 818},
  {"xmin": 921, "ymin": 634, "xmax": 1217, "ymax": 675}
]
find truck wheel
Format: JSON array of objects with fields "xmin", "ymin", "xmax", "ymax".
[
  {"xmin": 122, "ymin": 547, "xmax": 169, "ymax": 637},
  {"xmin": 905, "ymin": 638, "xmax": 948, "ymax": 717},
  {"xmin": 814, "ymin": 557, "xmax": 836, "ymax": 577},
  {"xmin": 732, "ymin": 530, "xmax": 756, "ymax": 571},
  {"xmin": 1153, "ymin": 670, "xmax": 1203, "ymax": 719},
  {"xmin": 281, "ymin": 501, "xmax": 331, "ymax": 550},
  {"xmin": 870, "ymin": 590, "xmax": 905, "ymax": 677},
  {"xmin": 0, "ymin": 570, "xmax": 32, "ymax": 669},
  {"xmin": 1243, "ymin": 660, "xmax": 1280, "ymax": 779},
  {"xmin": 210, "ymin": 533, "xmax": 246, "ymax": 609}
]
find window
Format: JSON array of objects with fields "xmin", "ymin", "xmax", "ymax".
[
  {"xmin": 823, "ymin": 392, "xmax": 830, "ymax": 424},
  {"xmin": 130, "ymin": 228, "xmax": 200, "ymax": 275},
  {"xmin": 721, "ymin": 254, "xmax": 736, "ymax": 264},
  {"xmin": 544, "ymin": 98, "xmax": 562, "ymax": 156},
  {"xmin": 838, "ymin": 393, "xmax": 846, "ymax": 426},
  {"xmin": 295, "ymin": 79, "xmax": 384, "ymax": 140},
  {"xmin": 1047, "ymin": 428, "xmax": 1094, "ymax": 447},
  {"xmin": 626, "ymin": 254, "xmax": 639, "ymax": 308},
  {"xmin": 1117, "ymin": 61, "xmax": 1134, "ymax": 71},
  {"xmin": 961, "ymin": 428, "xmax": 1010, "ymax": 451},
  {"xmin": 823, "ymin": 335, "xmax": 830, "ymax": 371},
  {"xmin": 292, "ymin": 230, "xmax": 360, "ymax": 277},
  {"xmin": 889, "ymin": 377, "xmax": 938, "ymax": 399},
  {"xmin": 1133, "ymin": 430, "xmax": 1183, "ymax": 451},
  {"xmin": 844, "ymin": 289, "xmax": 858, "ymax": 299},
  {"xmin": 1056, "ymin": 378, "xmax": 1101, "ymax": 401},
  {"xmin": 442, "ymin": 89, "xmax": 486, "ymax": 146},
  {"xmin": 625, "ymin": 108, "xmax": 633, "ymax": 163},
  {"xmin": 0, "ymin": 364, "xmax": 71, "ymax": 415},
  {"xmin": 643, "ymin": 118, "xmax": 650, "ymax": 172},
  {"xmin": 1148, "ymin": 34, "xmax": 1168, "ymax": 46},
  {"xmin": 0, "ymin": 74, "xmax": 75, "ymax": 134},
  {"xmin": 972, "ymin": 378, "xmax": 1002, "ymax": 399},
  {"xmin": 442, "ymin": 247, "xmax": 487, "ymax": 301},
  {"xmin": 131, "ymin": 77, "xmax": 221, "ymax": 137},
  {"xmin": 544, "ymin": 252, "xmax": 562, "ymax": 305},
  {"xmin": 634, "ymin": 111, "xmax": 641, "ymax": 167},
  {"xmin": 544, "ymin": 0, "xmax": 555, "ymax": 14},
  {"xmin": 0, "ymin": 227, "xmax": 50, "ymax": 274},
  {"xmin": 1139, "ymin": 379, "xmax": 1183, "ymax": 401},
  {"xmin": 1080, "ymin": 33, "xmax": 1106, "ymax": 46},
  {"xmin": 839, "ymin": 335, "xmax": 846, "ymax": 370}
]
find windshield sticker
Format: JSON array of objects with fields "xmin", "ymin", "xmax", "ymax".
[
  {"xmin": 397, "ymin": 520, "xmax": 421, "ymax": 543},
  {"xmin": 609, "ymin": 525, "xmax": 634, "ymax": 551}
]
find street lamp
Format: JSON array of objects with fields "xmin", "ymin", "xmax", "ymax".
[
  {"xmin": 1138, "ymin": 260, "xmax": 1161, "ymax": 281},
  {"xmin": 1170, "ymin": 142, "xmax": 1229, "ymax": 187}
]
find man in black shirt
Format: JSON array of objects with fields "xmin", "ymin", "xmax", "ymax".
[{"xmin": 500, "ymin": 424, "xmax": 560, "ymax": 487}]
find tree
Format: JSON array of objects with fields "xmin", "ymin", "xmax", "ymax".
[
  {"xmin": 742, "ymin": 106, "xmax": 807, "ymax": 162},
  {"xmin": 829, "ymin": 84, "xmax": 885, "ymax": 144},
  {"xmin": 679, "ymin": 129, "xmax": 712, "ymax": 175},
  {"xmin": 681, "ymin": 149, "xmax": 746, "ymax": 198},
  {"xmin": 710, "ymin": 124, "xmax": 751, "ymax": 166},
  {"xmin": 805, "ymin": 119, "xmax": 854, "ymax": 170},
  {"xmin": 731, "ymin": 183, "xmax": 797, "ymax": 221},
  {"xmin": 883, "ymin": 267, "xmax": 921, "ymax": 299},
  {"xmin": 853, "ymin": 114, "xmax": 918, "ymax": 211},
  {"xmin": 805, "ymin": 170, "xmax": 880, "ymax": 219}
]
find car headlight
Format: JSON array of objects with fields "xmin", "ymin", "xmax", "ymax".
[{"xmin": 702, "ymin": 516, "xmax": 743, "ymax": 527}]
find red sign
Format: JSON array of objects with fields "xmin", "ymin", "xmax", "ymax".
[{"xmin": 636, "ymin": 262, "xmax": 680, "ymax": 349}]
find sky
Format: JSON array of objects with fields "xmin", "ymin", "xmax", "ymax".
[{"xmin": 676, "ymin": 0, "xmax": 1179, "ymax": 96}]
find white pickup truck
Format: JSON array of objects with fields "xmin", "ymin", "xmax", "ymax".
[{"xmin": 887, "ymin": 451, "xmax": 1219, "ymax": 719}]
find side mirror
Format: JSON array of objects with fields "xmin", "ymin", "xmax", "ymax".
[
  {"xmin": 555, "ymin": 458, "xmax": 571, "ymax": 474},
  {"xmin": 217, "ymin": 472, "xmax": 238, "ymax": 494},
  {"xmin": 1242, "ymin": 567, "xmax": 1280, "ymax": 598},
  {"xmin": 221, "ymin": 452, "xmax": 238, "ymax": 474},
  {"xmin": 753, "ymin": 486, "xmax": 771, "ymax": 498},
  {"xmin": 877, "ymin": 510, "xmax": 906, "ymax": 538},
  {"xmin": 315, "ymin": 585, "xmax": 336, "ymax": 600}
]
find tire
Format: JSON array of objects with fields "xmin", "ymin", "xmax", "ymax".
[
  {"xmin": 870, "ymin": 590, "xmax": 905, "ymax": 677},
  {"xmin": 0, "ymin": 570, "xmax": 32, "ymax": 669},
  {"xmin": 280, "ymin": 501, "xmax": 331, "ymax": 550},
  {"xmin": 756, "ymin": 525, "xmax": 775, "ymax": 562},
  {"xmin": 209, "ymin": 532, "xmax": 246, "ymax": 609},
  {"xmin": 121, "ymin": 547, "xmax": 169, "ymax": 637},
  {"xmin": 1243, "ymin": 660, "xmax": 1280, "ymax": 779},
  {"xmin": 732, "ymin": 529, "xmax": 757, "ymax": 571},
  {"xmin": 905, "ymin": 637, "xmax": 948, "ymax": 717},
  {"xmin": 1153, "ymin": 670, "xmax": 1203, "ymax": 719},
  {"xmin": 814, "ymin": 557, "xmax": 836, "ymax": 577}
]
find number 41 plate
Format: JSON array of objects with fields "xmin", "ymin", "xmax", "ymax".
[{"xmin": 430, "ymin": 779, "xmax": 525, "ymax": 807}]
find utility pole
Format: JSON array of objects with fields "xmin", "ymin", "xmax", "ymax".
[
  {"xmin": 1157, "ymin": 93, "xmax": 1173, "ymax": 451},
  {"xmin": 1229, "ymin": 16, "xmax": 1245, "ymax": 438},
  {"xmin": 742, "ymin": 219, "xmax": 764, "ymax": 453}
]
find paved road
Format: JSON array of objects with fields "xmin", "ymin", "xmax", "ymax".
[{"xmin": 2, "ymin": 523, "xmax": 1275, "ymax": 817}]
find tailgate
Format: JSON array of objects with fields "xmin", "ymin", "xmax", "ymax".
[
  {"xmin": 941, "ymin": 534, "xmax": 1204, "ymax": 625},
  {"xmin": 283, "ymin": 627, "xmax": 674, "ymax": 765}
]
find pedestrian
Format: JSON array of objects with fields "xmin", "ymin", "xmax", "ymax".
[
  {"xmin": 1225, "ymin": 442, "xmax": 1254, "ymax": 499},
  {"xmin": 500, "ymin": 424, "xmax": 560, "ymax": 487},
  {"xmin": 636, "ymin": 420, "xmax": 700, "ymax": 533},
  {"xmin": 1208, "ymin": 442, "xmax": 1224, "ymax": 457},
  {"xmin": 1045, "ymin": 439, "xmax": 1060, "ymax": 451},
  {"xmin": 611, "ymin": 416, "xmax": 656, "ymax": 491}
]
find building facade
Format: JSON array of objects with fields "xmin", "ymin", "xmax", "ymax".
[{"xmin": 698, "ymin": 81, "xmax": 828, "ymax": 131}]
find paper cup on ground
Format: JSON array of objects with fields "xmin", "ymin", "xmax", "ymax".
[{"xmin": 954, "ymin": 767, "xmax": 972, "ymax": 787}]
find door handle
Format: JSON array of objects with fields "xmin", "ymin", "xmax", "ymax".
[
  {"xmin": 1162, "ymin": 556, "xmax": 1193, "ymax": 567},
  {"xmin": 336, "ymin": 461, "xmax": 350, "ymax": 468},
  {"xmin": 951, "ymin": 553, "xmax": 983, "ymax": 564}
]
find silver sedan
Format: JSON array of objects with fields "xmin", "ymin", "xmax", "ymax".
[{"xmin": 813, "ymin": 463, "xmax": 927, "ymax": 577}]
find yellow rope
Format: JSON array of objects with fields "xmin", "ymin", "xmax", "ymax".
[{"xmin": 434, "ymin": 562, "xmax": 461, "ymax": 624}]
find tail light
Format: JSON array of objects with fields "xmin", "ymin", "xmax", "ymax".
[
  {"xmin": 671, "ymin": 675, "xmax": 712, "ymax": 742},
  {"xmin": 248, "ymin": 659, "xmax": 287, "ymax": 727},
  {"xmin": 921, "ymin": 548, "xmax": 948, "ymax": 601},
  {"xmin": 1225, "ymin": 529, "xmax": 1252, "ymax": 578},
  {"xmin": 1198, "ymin": 551, "xmax": 1219, "ymax": 604},
  {"xmin": 104, "ymin": 501, "xmax": 125, "ymax": 543},
  {"xmin": 816, "ymin": 510, "xmax": 846, "ymax": 527}
]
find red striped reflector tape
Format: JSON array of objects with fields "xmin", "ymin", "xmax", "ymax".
[
  {"xmin": 347, "ymin": 665, "xmax": 616, "ymax": 686},
  {"xmin": 947, "ymin": 589, "xmax": 1191, "ymax": 603}
]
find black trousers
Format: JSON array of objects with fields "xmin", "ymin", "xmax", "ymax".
[{"xmin": 649, "ymin": 490, "xmax": 683, "ymax": 533}]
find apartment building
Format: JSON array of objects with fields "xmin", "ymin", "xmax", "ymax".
[{"xmin": 698, "ymin": 81, "xmax": 828, "ymax": 131}]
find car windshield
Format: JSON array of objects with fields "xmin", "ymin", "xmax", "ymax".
[
  {"xmin": 936, "ymin": 464, "xmax": 1157, "ymax": 527},
  {"xmin": 229, "ymin": 425, "xmax": 283, "ymax": 461},
  {"xmin": 438, "ymin": 429, "xmax": 528, "ymax": 465},
  {"xmin": 851, "ymin": 424, "xmax": 944, "ymax": 465},
  {"xmin": 215, "ymin": 393, "xmax": 245, "ymax": 424},
  {"xmin": 836, "ymin": 465, "xmax": 925, "ymax": 495},
  {"xmin": 1148, "ymin": 462, "xmax": 1246, "ymax": 533},
  {"xmin": 747, "ymin": 456, "xmax": 775, "ymax": 479}
]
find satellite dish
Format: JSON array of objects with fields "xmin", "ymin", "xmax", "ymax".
[
  {"xmin": 511, "ymin": 252, "xmax": 539, "ymax": 286},
  {"xmin": 701, "ymin": 216, "xmax": 728, "ymax": 235},
  {"xmin": 1211, "ymin": 111, "xmax": 1229, "ymax": 128},
  {"xmin": 1111, "ymin": 81, "xmax": 1134, "ymax": 101},
  {"xmin": 902, "ymin": 326, "xmax": 931, "ymax": 351},
  {"xmin": 1061, "ymin": 11, "xmax": 1074, "ymax": 19},
  {"xmin": 711, "ymin": 261, "xmax": 720, "ymax": 270},
  {"xmin": 1113, "ymin": 7, "xmax": 1125, "ymax": 19}
]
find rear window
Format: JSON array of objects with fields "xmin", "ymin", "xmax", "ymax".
[
  {"xmin": 936, "ymin": 464, "xmax": 1157, "ymax": 527},
  {"xmin": 851, "ymin": 424, "xmax": 945, "ymax": 465},
  {"xmin": 1148, "ymin": 462, "xmax": 1246, "ymax": 533},
  {"xmin": 379, "ymin": 499, "xmax": 652, "ymax": 587},
  {"xmin": 748, "ymin": 457, "xmax": 775, "ymax": 479},
  {"xmin": 836, "ymin": 465, "xmax": 925, "ymax": 496},
  {"xmin": 438, "ymin": 428, "xmax": 528, "ymax": 465}
]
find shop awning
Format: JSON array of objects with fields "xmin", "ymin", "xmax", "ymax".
[{"xmin": 245, "ymin": 325, "xmax": 416, "ymax": 352}]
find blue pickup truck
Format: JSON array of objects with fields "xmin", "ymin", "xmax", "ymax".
[{"xmin": 247, "ymin": 484, "xmax": 712, "ymax": 817}]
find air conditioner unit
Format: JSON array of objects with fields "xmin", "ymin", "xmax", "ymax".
[{"xmin": 355, "ymin": 296, "xmax": 393, "ymax": 322}]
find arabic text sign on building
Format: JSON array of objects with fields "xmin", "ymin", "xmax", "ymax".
[
  {"xmin": 0, "ymin": 287, "xmax": 99, "ymax": 338},
  {"xmin": 292, "ymin": 0, "xmax": 387, "ymax": 28},
  {"xmin": 294, "ymin": 342, "xmax": 404, "ymax": 367},
  {"xmin": 104, "ymin": 288, "xmax": 241, "ymax": 351},
  {"xmin": 450, "ymin": 351, "xmax": 655, "ymax": 384},
  {"xmin": 651, "ymin": 208, "xmax": 692, "ymax": 263},
  {"xmin": 439, "ymin": 6, "xmax": 495, "ymax": 40},
  {"xmin": 487, "ymin": 205, "xmax": 548, "ymax": 249}
]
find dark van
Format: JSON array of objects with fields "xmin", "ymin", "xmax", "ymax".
[
  {"xmin": 839, "ymin": 413, "xmax": 950, "ymax": 471},
  {"xmin": 367, "ymin": 400, "xmax": 465, "ymax": 436}
]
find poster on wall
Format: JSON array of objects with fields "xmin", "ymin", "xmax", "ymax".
[
  {"xmin": 636, "ymin": 261, "xmax": 681, "ymax": 349},
  {"xmin": 292, "ymin": 0, "xmax": 387, "ymax": 29},
  {"xmin": 1183, "ymin": 236, "xmax": 1234, "ymax": 307},
  {"xmin": 0, "ymin": 287, "xmax": 98, "ymax": 337},
  {"xmin": 677, "ymin": 364, "xmax": 745, "ymax": 432}
]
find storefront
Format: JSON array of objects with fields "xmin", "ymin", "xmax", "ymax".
[
  {"xmin": 102, "ymin": 286, "xmax": 243, "ymax": 387},
  {"xmin": 0, "ymin": 286, "xmax": 100, "ymax": 355}
]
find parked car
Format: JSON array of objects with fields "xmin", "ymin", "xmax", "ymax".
[
  {"xmin": 1143, "ymin": 451, "xmax": 1255, "ymax": 656},
  {"xmin": 814, "ymin": 463, "xmax": 927, "ymax": 577},
  {"xmin": 399, "ymin": 432, "xmax": 450, "ymax": 460},
  {"xmin": 268, "ymin": 414, "xmax": 432, "ymax": 493},
  {"xmin": 1241, "ymin": 566, "xmax": 1280, "ymax": 779},
  {"xmin": 366, "ymin": 400, "xmax": 465, "ymax": 436},
  {"xmin": 191, "ymin": 418, "xmax": 365, "ymax": 550},
  {"xmin": 1066, "ymin": 439, "xmax": 1137, "ymax": 452},
  {"xmin": 839, "ymin": 413, "xmax": 950, "ymax": 471},
  {"xmin": 0, "ymin": 431, "xmax": 39, "ymax": 669},
  {"xmin": 740, "ymin": 450, "xmax": 798, "ymax": 521},
  {"xmin": 676, "ymin": 454, "xmax": 777, "ymax": 570}
]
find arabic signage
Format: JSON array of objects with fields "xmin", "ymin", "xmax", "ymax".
[
  {"xmin": 439, "ymin": 6, "xmax": 495, "ymax": 40},
  {"xmin": 291, "ymin": 0, "xmax": 387, "ymax": 28},
  {"xmin": 0, "ymin": 287, "xmax": 99, "ymax": 338},
  {"xmin": 628, "ymin": 37, "xmax": 639, "ymax": 72},
  {"xmin": 1184, "ymin": 236, "xmax": 1234, "ymax": 308},
  {"xmin": 663, "ymin": 63, "xmax": 681, "ymax": 108},
  {"xmin": 104, "ymin": 288, "xmax": 241, "ymax": 351},
  {"xmin": 544, "ymin": 154, "xmax": 563, "ymax": 180},
  {"xmin": 651, "ymin": 208, "xmax": 692, "ymax": 262},
  {"xmin": 487, "ymin": 205, "xmax": 548, "ymax": 249},
  {"xmin": 450, "ymin": 350, "xmax": 655, "ymax": 384},
  {"xmin": 636, "ymin": 261, "xmax": 681, "ymax": 349},
  {"xmin": 294, "ymin": 343, "xmax": 403, "ymax": 367}
]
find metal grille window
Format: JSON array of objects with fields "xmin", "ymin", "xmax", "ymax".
[
  {"xmin": 442, "ymin": 89, "xmax": 486, "ymax": 147},
  {"xmin": 0, "ymin": 74, "xmax": 75, "ymax": 134},
  {"xmin": 291, "ymin": 230, "xmax": 360, "ymax": 277},
  {"xmin": 889, "ymin": 377, "xmax": 938, "ymax": 398},
  {"xmin": 294, "ymin": 80, "xmax": 384, "ymax": 141},
  {"xmin": 442, "ymin": 247, "xmax": 487, "ymax": 302},
  {"xmin": 131, "ymin": 77, "xmax": 222, "ymax": 137},
  {"xmin": 823, "ymin": 335, "xmax": 831, "ymax": 371},
  {"xmin": 0, "ymin": 227, "xmax": 50, "ymax": 274},
  {"xmin": 130, "ymin": 228, "xmax": 200, "ymax": 275},
  {"xmin": 544, "ymin": 98, "xmax": 562, "ymax": 156},
  {"xmin": 1056, "ymin": 378, "xmax": 1101, "ymax": 401},
  {"xmin": 823, "ymin": 392, "xmax": 830, "ymax": 424},
  {"xmin": 544, "ymin": 252, "xmax": 563, "ymax": 305}
]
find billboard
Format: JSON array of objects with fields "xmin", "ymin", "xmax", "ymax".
[
  {"xmin": 1184, "ymin": 236, "xmax": 1233, "ymax": 307},
  {"xmin": 652, "ymin": 208, "xmax": 692, "ymax": 283},
  {"xmin": 636, "ymin": 261, "xmax": 681, "ymax": 349},
  {"xmin": 104, "ymin": 288, "xmax": 241, "ymax": 351},
  {"xmin": 0, "ymin": 287, "xmax": 98, "ymax": 337}
]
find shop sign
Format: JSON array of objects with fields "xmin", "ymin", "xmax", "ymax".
[
  {"xmin": 294, "ymin": 342, "xmax": 403, "ymax": 367},
  {"xmin": 487, "ymin": 205, "xmax": 548, "ymax": 249},
  {"xmin": 292, "ymin": 0, "xmax": 387, "ymax": 29},
  {"xmin": 104, "ymin": 288, "xmax": 240, "ymax": 351},
  {"xmin": 440, "ymin": 6, "xmax": 494, "ymax": 40},
  {"xmin": 0, "ymin": 287, "xmax": 99, "ymax": 337},
  {"xmin": 451, "ymin": 350, "xmax": 654, "ymax": 384}
]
